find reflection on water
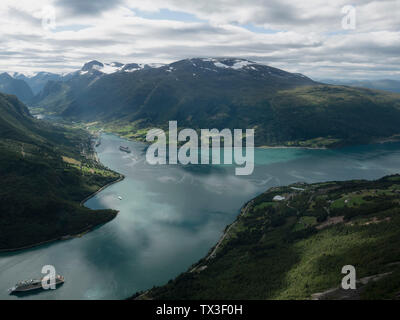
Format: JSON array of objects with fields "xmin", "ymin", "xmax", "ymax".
[{"xmin": 1, "ymin": 134, "xmax": 400, "ymax": 299}]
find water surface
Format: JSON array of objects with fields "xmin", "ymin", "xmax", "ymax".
[{"xmin": 1, "ymin": 134, "xmax": 400, "ymax": 299}]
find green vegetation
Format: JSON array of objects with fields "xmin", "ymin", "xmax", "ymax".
[
  {"xmin": 325, "ymin": 79, "xmax": 400, "ymax": 94},
  {"xmin": 265, "ymin": 85, "xmax": 400, "ymax": 147},
  {"xmin": 0, "ymin": 93, "xmax": 121, "ymax": 250},
  {"xmin": 141, "ymin": 175, "xmax": 400, "ymax": 300},
  {"xmin": 293, "ymin": 216, "xmax": 317, "ymax": 231}
]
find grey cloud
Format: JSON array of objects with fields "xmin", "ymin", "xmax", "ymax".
[
  {"xmin": 0, "ymin": 0, "xmax": 399, "ymax": 80},
  {"xmin": 55, "ymin": 0, "xmax": 123, "ymax": 16},
  {"xmin": 7, "ymin": 7, "xmax": 42, "ymax": 27}
]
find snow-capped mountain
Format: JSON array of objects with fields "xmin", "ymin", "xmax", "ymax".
[
  {"xmin": 0, "ymin": 72, "xmax": 33, "ymax": 103},
  {"xmin": 162, "ymin": 58, "xmax": 311, "ymax": 81},
  {"xmin": 13, "ymin": 72, "xmax": 62, "ymax": 95},
  {"xmin": 75, "ymin": 60, "xmax": 165, "ymax": 76},
  {"xmin": 6, "ymin": 60, "xmax": 167, "ymax": 99},
  {"xmin": 31, "ymin": 57, "xmax": 317, "ymax": 129},
  {"xmin": 6, "ymin": 57, "xmax": 312, "ymax": 103}
]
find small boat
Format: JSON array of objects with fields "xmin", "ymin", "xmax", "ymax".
[
  {"xmin": 119, "ymin": 146, "xmax": 131, "ymax": 153},
  {"xmin": 118, "ymin": 196, "xmax": 122, "ymax": 200},
  {"xmin": 8, "ymin": 275, "xmax": 64, "ymax": 294}
]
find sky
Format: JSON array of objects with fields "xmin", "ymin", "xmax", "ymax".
[{"xmin": 0, "ymin": 0, "xmax": 399, "ymax": 79}]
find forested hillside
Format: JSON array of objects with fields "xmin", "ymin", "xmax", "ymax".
[{"xmin": 0, "ymin": 92, "xmax": 120, "ymax": 250}]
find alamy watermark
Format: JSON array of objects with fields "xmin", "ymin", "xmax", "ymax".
[
  {"xmin": 41, "ymin": 5, "xmax": 57, "ymax": 33},
  {"xmin": 341, "ymin": 265, "xmax": 356, "ymax": 290},
  {"xmin": 41, "ymin": 265, "xmax": 57, "ymax": 290},
  {"xmin": 341, "ymin": 5, "xmax": 356, "ymax": 30},
  {"xmin": 145, "ymin": 121, "xmax": 255, "ymax": 176}
]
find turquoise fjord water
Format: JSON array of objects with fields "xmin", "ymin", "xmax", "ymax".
[{"xmin": 1, "ymin": 133, "xmax": 400, "ymax": 300}]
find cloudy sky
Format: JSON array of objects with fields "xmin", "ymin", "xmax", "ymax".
[{"xmin": 0, "ymin": 0, "xmax": 399, "ymax": 79}]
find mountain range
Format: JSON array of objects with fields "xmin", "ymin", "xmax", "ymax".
[
  {"xmin": 13, "ymin": 72, "xmax": 63, "ymax": 95},
  {"xmin": 0, "ymin": 73, "xmax": 33, "ymax": 104},
  {"xmin": 2, "ymin": 58, "xmax": 400, "ymax": 148}
]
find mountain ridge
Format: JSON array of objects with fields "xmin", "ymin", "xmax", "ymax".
[{"xmin": 320, "ymin": 78, "xmax": 400, "ymax": 94}]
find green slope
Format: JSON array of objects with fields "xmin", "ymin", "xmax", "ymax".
[
  {"xmin": 261, "ymin": 85, "xmax": 400, "ymax": 147},
  {"xmin": 0, "ymin": 92, "xmax": 121, "ymax": 251},
  {"xmin": 141, "ymin": 175, "xmax": 400, "ymax": 300},
  {"xmin": 323, "ymin": 79, "xmax": 400, "ymax": 94}
]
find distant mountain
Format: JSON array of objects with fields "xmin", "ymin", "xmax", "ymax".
[
  {"xmin": 320, "ymin": 79, "xmax": 400, "ymax": 94},
  {"xmin": 0, "ymin": 73, "xmax": 33, "ymax": 103},
  {"xmin": 13, "ymin": 72, "xmax": 63, "ymax": 95},
  {"xmin": 60, "ymin": 58, "xmax": 315, "ymax": 122},
  {"xmin": 10, "ymin": 60, "xmax": 154, "ymax": 99},
  {"xmin": 69, "ymin": 60, "xmax": 164, "ymax": 77},
  {"xmin": 0, "ymin": 92, "xmax": 120, "ymax": 250},
  {"xmin": 30, "ymin": 60, "xmax": 166, "ymax": 112},
  {"xmin": 31, "ymin": 58, "xmax": 400, "ymax": 147},
  {"xmin": 10, "ymin": 61, "xmax": 150, "ymax": 99}
]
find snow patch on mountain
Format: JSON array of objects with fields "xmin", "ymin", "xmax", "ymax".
[
  {"xmin": 81, "ymin": 61, "xmax": 149, "ymax": 74},
  {"xmin": 214, "ymin": 59, "xmax": 255, "ymax": 70},
  {"xmin": 11, "ymin": 71, "xmax": 37, "ymax": 78},
  {"xmin": 213, "ymin": 61, "xmax": 230, "ymax": 69},
  {"xmin": 194, "ymin": 58, "xmax": 258, "ymax": 71},
  {"xmin": 99, "ymin": 63, "xmax": 124, "ymax": 74},
  {"xmin": 147, "ymin": 63, "xmax": 165, "ymax": 69},
  {"xmin": 124, "ymin": 65, "xmax": 144, "ymax": 72}
]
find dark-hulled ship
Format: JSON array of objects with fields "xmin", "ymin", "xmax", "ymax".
[
  {"xmin": 8, "ymin": 275, "xmax": 64, "ymax": 294},
  {"xmin": 119, "ymin": 146, "xmax": 131, "ymax": 153}
]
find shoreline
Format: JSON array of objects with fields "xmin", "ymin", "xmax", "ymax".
[
  {"xmin": 34, "ymin": 116, "xmax": 400, "ymax": 150},
  {"xmin": 206, "ymin": 200, "xmax": 254, "ymax": 260},
  {"xmin": 88, "ymin": 125, "xmax": 328, "ymax": 150},
  {"xmin": 110, "ymin": 132, "xmax": 328, "ymax": 150},
  {"xmin": 0, "ymin": 224, "xmax": 99, "ymax": 253},
  {"xmin": 135, "ymin": 199, "xmax": 256, "ymax": 299},
  {"xmin": 189, "ymin": 199, "xmax": 254, "ymax": 273},
  {"xmin": 80, "ymin": 174, "xmax": 125, "ymax": 206},
  {"xmin": 80, "ymin": 130, "xmax": 126, "ymax": 206},
  {"xmin": 258, "ymin": 145, "xmax": 327, "ymax": 150},
  {"xmin": 0, "ymin": 174, "xmax": 124, "ymax": 254}
]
